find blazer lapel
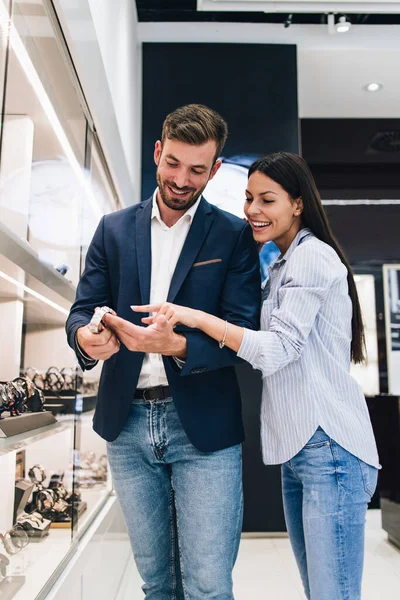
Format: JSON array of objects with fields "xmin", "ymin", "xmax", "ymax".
[
  {"xmin": 168, "ymin": 198, "xmax": 214, "ymax": 303},
  {"xmin": 135, "ymin": 197, "xmax": 153, "ymax": 305}
]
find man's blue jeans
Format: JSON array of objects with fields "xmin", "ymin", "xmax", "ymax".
[
  {"xmin": 282, "ymin": 427, "xmax": 378, "ymax": 600},
  {"xmin": 107, "ymin": 397, "xmax": 243, "ymax": 600}
]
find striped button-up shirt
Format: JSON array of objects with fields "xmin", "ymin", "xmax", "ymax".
[{"xmin": 238, "ymin": 228, "xmax": 379, "ymax": 468}]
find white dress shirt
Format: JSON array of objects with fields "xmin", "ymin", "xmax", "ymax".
[
  {"xmin": 137, "ymin": 190, "xmax": 201, "ymax": 389},
  {"xmin": 238, "ymin": 228, "xmax": 380, "ymax": 468}
]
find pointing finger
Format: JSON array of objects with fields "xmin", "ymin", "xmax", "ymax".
[{"xmin": 131, "ymin": 304, "xmax": 161, "ymax": 313}]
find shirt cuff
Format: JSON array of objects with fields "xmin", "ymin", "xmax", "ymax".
[
  {"xmin": 237, "ymin": 328, "xmax": 260, "ymax": 367},
  {"xmin": 74, "ymin": 331, "xmax": 97, "ymax": 365},
  {"xmin": 172, "ymin": 356, "xmax": 186, "ymax": 370}
]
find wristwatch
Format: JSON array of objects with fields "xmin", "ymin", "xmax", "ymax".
[
  {"xmin": 88, "ymin": 306, "xmax": 116, "ymax": 334},
  {"xmin": 28, "ymin": 464, "xmax": 46, "ymax": 486}
]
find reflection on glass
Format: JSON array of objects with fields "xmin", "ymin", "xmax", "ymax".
[
  {"xmin": 350, "ymin": 274, "xmax": 380, "ymax": 396},
  {"xmin": 0, "ymin": 0, "xmax": 89, "ymax": 286},
  {"xmin": 203, "ymin": 155, "xmax": 280, "ymax": 277},
  {"xmin": 383, "ymin": 265, "xmax": 400, "ymax": 395},
  {"xmin": 0, "ymin": 1, "xmax": 9, "ymax": 129}
]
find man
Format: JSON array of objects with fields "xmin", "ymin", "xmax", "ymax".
[{"xmin": 66, "ymin": 104, "xmax": 260, "ymax": 599}]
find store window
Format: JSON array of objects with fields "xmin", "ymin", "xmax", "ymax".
[{"xmin": 0, "ymin": 1, "xmax": 118, "ymax": 597}]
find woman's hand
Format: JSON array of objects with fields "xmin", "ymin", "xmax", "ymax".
[{"xmin": 131, "ymin": 303, "xmax": 200, "ymax": 329}]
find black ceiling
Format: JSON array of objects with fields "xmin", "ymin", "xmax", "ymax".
[{"xmin": 136, "ymin": 1, "xmax": 400, "ymax": 25}]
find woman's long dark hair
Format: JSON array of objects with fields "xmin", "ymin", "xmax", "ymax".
[{"xmin": 249, "ymin": 152, "xmax": 365, "ymax": 364}]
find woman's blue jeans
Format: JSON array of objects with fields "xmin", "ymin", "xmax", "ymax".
[
  {"xmin": 107, "ymin": 397, "xmax": 243, "ymax": 600},
  {"xmin": 282, "ymin": 427, "xmax": 378, "ymax": 600}
]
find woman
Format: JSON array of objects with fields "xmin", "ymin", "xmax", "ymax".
[{"xmin": 134, "ymin": 152, "xmax": 379, "ymax": 600}]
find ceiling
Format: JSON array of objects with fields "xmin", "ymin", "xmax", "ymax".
[
  {"xmin": 136, "ymin": 3, "xmax": 400, "ymax": 119},
  {"xmin": 136, "ymin": 1, "xmax": 400, "ymax": 24}
]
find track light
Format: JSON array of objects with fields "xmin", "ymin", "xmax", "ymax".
[
  {"xmin": 336, "ymin": 16, "xmax": 351, "ymax": 33},
  {"xmin": 284, "ymin": 14, "xmax": 293, "ymax": 29}
]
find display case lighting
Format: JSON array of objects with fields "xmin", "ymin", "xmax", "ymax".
[
  {"xmin": 0, "ymin": 270, "xmax": 69, "ymax": 316},
  {"xmin": 0, "ymin": 5, "xmax": 103, "ymax": 220}
]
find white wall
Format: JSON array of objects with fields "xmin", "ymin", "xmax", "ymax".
[
  {"xmin": 54, "ymin": 0, "xmax": 142, "ymax": 205},
  {"xmin": 87, "ymin": 0, "xmax": 142, "ymax": 201}
]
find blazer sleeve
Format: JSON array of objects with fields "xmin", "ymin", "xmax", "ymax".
[
  {"xmin": 65, "ymin": 216, "xmax": 111, "ymax": 370},
  {"xmin": 177, "ymin": 223, "xmax": 261, "ymax": 377}
]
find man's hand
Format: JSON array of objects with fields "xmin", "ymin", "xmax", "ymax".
[
  {"xmin": 76, "ymin": 324, "xmax": 120, "ymax": 361},
  {"xmin": 102, "ymin": 313, "xmax": 187, "ymax": 358}
]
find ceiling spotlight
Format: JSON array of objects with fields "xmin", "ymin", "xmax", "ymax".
[
  {"xmin": 364, "ymin": 83, "xmax": 383, "ymax": 93},
  {"xmin": 284, "ymin": 14, "xmax": 293, "ymax": 29},
  {"xmin": 336, "ymin": 16, "xmax": 351, "ymax": 33}
]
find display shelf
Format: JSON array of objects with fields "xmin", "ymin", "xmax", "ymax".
[
  {"xmin": 0, "ymin": 420, "xmax": 71, "ymax": 457},
  {"xmin": 7, "ymin": 527, "xmax": 73, "ymax": 600},
  {"xmin": 0, "ymin": 491, "xmax": 114, "ymax": 600},
  {"xmin": 0, "ymin": 221, "xmax": 76, "ymax": 303}
]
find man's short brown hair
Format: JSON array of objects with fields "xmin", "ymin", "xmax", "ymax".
[{"xmin": 161, "ymin": 104, "xmax": 228, "ymax": 162}]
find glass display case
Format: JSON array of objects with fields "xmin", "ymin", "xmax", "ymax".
[{"xmin": 0, "ymin": 1, "xmax": 121, "ymax": 598}]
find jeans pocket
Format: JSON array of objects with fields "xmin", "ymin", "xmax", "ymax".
[
  {"xmin": 304, "ymin": 427, "xmax": 331, "ymax": 448},
  {"xmin": 357, "ymin": 459, "xmax": 378, "ymax": 499},
  {"xmin": 304, "ymin": 441, "xmax": 331, "ymax": 449}
]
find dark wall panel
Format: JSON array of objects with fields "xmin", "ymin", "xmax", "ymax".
[
  {"xmin": 142, "ymin": 42, "xmax": 298, "ymax": 532},
  {"xmin": 325, "ymin": 205, "xmax": 400, "ymax": 264},
  {"xmin": 142, "ymin": 43, "xmax": 298, "ymax": 199}
]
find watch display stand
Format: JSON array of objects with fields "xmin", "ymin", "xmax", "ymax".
[
  {"xmin": 13, "ymin": 481, "xmax": 34, "ymax": 525},
  {"xmin": 17, "ymin": 515, "xmax": 51, "ymax": 541},
  {"xmin": 0, "ymin": 412, "xmax": 57, "ymax": 438},
  {"xmin": 50, "ymin": 501, "xmax": 87, "ymax": 529}
]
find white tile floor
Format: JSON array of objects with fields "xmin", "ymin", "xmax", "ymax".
[{"xmin": 119, "ymin": 509, "xmax": 400, "ymax": 599}]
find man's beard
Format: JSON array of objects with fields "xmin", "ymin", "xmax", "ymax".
[{"xmin": 156, "ymin": 171, "xmax": 206, "ymax": 212}]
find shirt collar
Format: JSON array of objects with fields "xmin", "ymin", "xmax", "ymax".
[
  {"xmin": 151, "ymin": 189, "xmax": 201, "ymax": 226},
  {"xmin": 269, "ymin": 227, "xmax": 313, "ymax": 272}
]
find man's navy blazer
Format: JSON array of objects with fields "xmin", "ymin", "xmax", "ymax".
[{"xmin": 66, "ymin": 196, "xmax": 261, "ymax": 452}]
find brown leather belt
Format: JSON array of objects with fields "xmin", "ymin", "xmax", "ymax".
[{"xmin": 133, "ymin": 385, "xmax": 171, "ymax": 401}]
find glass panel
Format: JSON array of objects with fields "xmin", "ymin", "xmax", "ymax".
[
  {"xmin": 0, "ymin": 1, "xmax": 9, "ymax": 127},
  {"xmin": 72, "ymin": 138, "xmax": 116, "ymax": 536},
  {"xmin": 80, "ymin": 135, "xmax": 118, "ymax": 272},
  {"xmin": 350, "ymin": 274, "xmax": 380, "ymax": 396},
  {"xmin": 0, "ymin": 0, "xmax": 101, "ymax": 288},
  {"xmin": 0, "ymin": 1, "xmax": 115, "ymax": 596}
]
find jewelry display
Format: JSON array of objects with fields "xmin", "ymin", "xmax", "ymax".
[
  {"xmin": 0, "ymin": 377, "xmax": 45, "ymax": 419},
  {"xmin": 45, "ymin": 367, "xmax": 65, "ymax": 392},
  {"xmin": 0, "ymin": 526, "xmax": 29, "ymax": 555},
  {"xmin": 25, "ymin": 465, "xmax": 87, "ymax": 525},
  {"xmin": 74, "ymin": 451, "xmax": 108, "ymax": 487},
  {"xmin": 36, "ymin": 489, "xmax": 56, "ymax": 513},
  {"xmin": 28, "ymin": 465, "xmax": 46, "ymax": 487},
  {"xmin": 0, "ymin": 553, "xmax": 10, "ymax": 581},
  {"xmin": 16, "ymin": 509, "xmax": 51, "ymax": 541},
  {"xmin": 21, "ymin": 366, "xmax": 85, "ymax": 394}
]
